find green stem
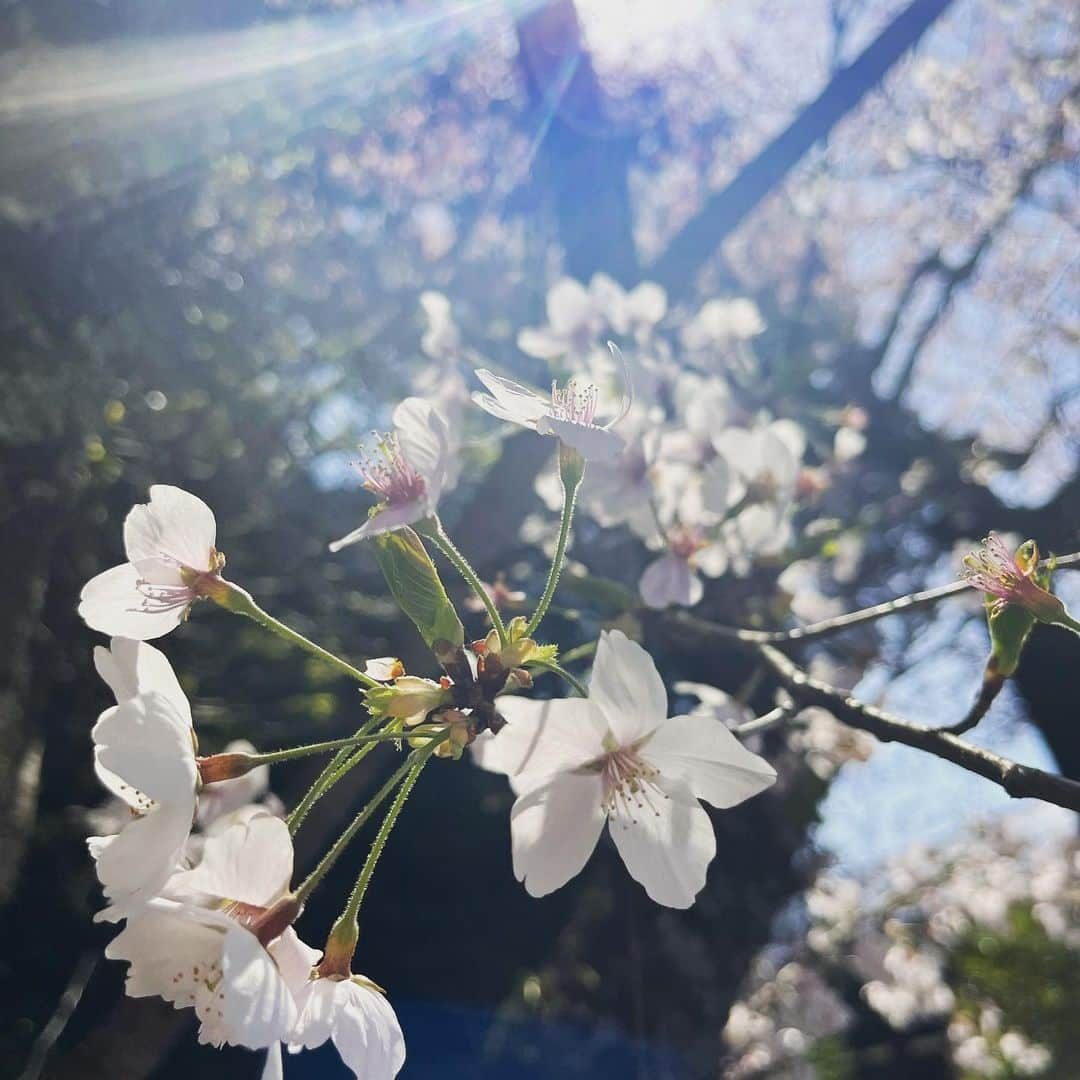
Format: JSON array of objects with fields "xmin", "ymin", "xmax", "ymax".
[
  {"xmin": 532, "ymin": 660, "xmax": 588, "ymax": 697},
  {"xmin": 287, "ymin": 714, "xmax": 385, "ymax": 834},
  {"xmin": 254, "ymin": 728, "xmax": 441, "ymax": 768},
  {"xmin": 559, "ymin": 640, "xmax": 598, "ymax": 665},
  {"xmin": 340, "ymin": 753, "xmax": 429, "ymax": 926},
  {"xmin": 422, "ymin": 518, "xmax": 508, "ymax": 646},
  {"xmin": 217, "ymin": 581, "xmax": 380, "ymax": 688},
  {"xmin": 294, "ymin": 733, "xmax": 447, "ymax": 904},
  {"xmin": 524, "ymin": 448, "xmax": 583, "ymax": 639}
]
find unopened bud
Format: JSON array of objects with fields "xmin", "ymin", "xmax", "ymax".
[
  {"xmin": 253, "ymin": 893, "xmax": 303, "ymax": 946},
  {"xmin": 197, "ymin": 751, "xmax": 259, "ymax": 784},
  {"xmin": 317, "ymin": 916, "xmax": 358, "ymax": 979}
]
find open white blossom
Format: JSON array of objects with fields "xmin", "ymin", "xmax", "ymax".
[
  {"xmin": 329, "ymin": 398, "xmax": 452, "ymax": 550},
  {"xmin": 287, "ymin": 975, "xmax": 406, "ymax": 1079},
  {"xmin": 79, "ymin": 485, "xmax": 222, "ymax": 640},
  {"xmin": 473, "ymin": 630, "xmax": 776, "ymax": 908},
  {"xmin": 680, "ymin": 297, "xmax": 766, "ymax": 353},
  {"xmin": 107, "ymin": 813, "xmax": 314, "ymax": 1051},
  {"xmin": 516, "ymin": 276, "xmax": 607, "ymax": 362},
  {"xmin": 89, "ymin": 639, "xmax": 197, "ymax": 920},
  {"xmin": 472, "ymin": 356, "xmax": 631, "ymax": 462},
  {"xmin": 639, "ymin": 524, "xmax": 730, "ymax": 609}
]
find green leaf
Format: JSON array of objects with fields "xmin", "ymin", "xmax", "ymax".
[{"xmin": 372, "ymin": 527, "xmax": 464, "ymax": 651}]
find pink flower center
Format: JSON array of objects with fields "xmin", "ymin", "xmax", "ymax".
[
  {"xmin": 668, "ymin": 524, "xmax": 704, "ymax": 560},
  {"xmin": 359, "ymin": 434, "xmax": 426, "ymax": 505},
  {"xmin": 597, "ymin": 741, "xmax": 667, "ymax": 823},
  {"xmin": 549, "ymin": 380, "xmax": 599, "ymax": 426}
]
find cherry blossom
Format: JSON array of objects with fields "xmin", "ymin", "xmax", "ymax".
[
  {"xmin": 472, "ymin": 630, "xmax": 776, "ymax": 908},
  {"xmin": 516, "ymin": 276, "xmax": 608, "ymax": 362},
  {"xmin": 88, "ymin": 639, "xmax": 197, "ymax": 920},
  {"xmin": 329, "ymin": 398, "xmax": 452, "ymax": 550},
  {"xmin": 680, "ymin": 297, "xmax": 766, "ymax": 354},
  {"xmin": 287, "ymin": 974, "xmax": 405, "ymax": 1079},
  {"xmin": 960, "ymin": 533, "xmax": 1066, "ymax": 623},
  {"xmin": 107, "ymin": 813, "xmax": 313, "ymax": 1052},
  {"xmin": 79, "ymin": 485, "xmax": 223, "ymax": 640},
  {"xmin": 472, "ymin": 351, "xmax": 631, "ymax": 461},
  {"xmin": 639, "ymin": 525, "xmax": 729, "ymax": 609}
]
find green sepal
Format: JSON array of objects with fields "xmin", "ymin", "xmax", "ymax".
[{"xmin": 372, "ymin": 527, "xmax": 465, "ymax": 650}]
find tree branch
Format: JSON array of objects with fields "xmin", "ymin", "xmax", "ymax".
[
  {"xmin": 755, "ymin": 643, "xmax": 1080, "ymax": 813},
  {"xmin": 670, "ymin": 551, "xmax": 1080, "ymax": 646},
  {"xmin": 648, "ymin": 0, "xmax": 956, "ymax": 292}
]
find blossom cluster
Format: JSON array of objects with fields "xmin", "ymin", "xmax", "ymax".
[
  {"xmin": 73, "ymin": 297, "xmax": 1076, "ymax": 1077},
  {"xmin": 722, "ymin": 822, "xmax": 1077, "ymax": 1077},
  {"xmin": 416, "ymin": 274, "xmax": 868, "ymax": 609},
  {"xmin": 76, "ymin": 347, "xmax": 782, "ymax": 1073}
]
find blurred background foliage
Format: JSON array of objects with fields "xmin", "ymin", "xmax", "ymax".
[{"xmin": 0, "ymin": 0, "xmax": 1077, "ymax": 1077}]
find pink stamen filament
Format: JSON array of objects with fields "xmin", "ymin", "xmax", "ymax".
[
  {"xmin": 358, "ymin": 433, "xmax": 426, "ymax": 505},
  {"xmin": 599, "ymin": 745, "xmax": 666, "ymax": 824},
  {"xmin": 549, "ymin": 381, "xmax": 599, "ymax": 426}
]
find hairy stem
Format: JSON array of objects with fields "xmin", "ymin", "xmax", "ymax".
[
  {"xmin": 294, "ymin": 733, "xmax": 448, "ymax": 904},
  {"xmin": 423, "ymin": 518, "xmax": 508, "ymax": 646},
  {"xmin": 217, "ymin": 581, "xmax": 380, "ymax": 688},
  {"xmin": 524, "ymin": 446, "xmax": 584, "ymax": 639}
]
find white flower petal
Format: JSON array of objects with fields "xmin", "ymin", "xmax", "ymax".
[
  {"xmin": 626, "ymin": 282, "xmax": 667, "ymax": 326},
  {"xmin": 89, "ymin": 802, "xmax": 191, "ymax": 913},
  {"xmin": 221, "ymin": 926, "xmax": 298, "ymax": 1049},
  {"xmin": 124, "ymin": 485, "xmax": 216, "ymax": 570},
  {"xmin": 472, "ymin": 369, "xmax": 550, "ymax": 426},
  {"xmin": 645, "ymin": 714, "xmax": 777, "ymax": 808},
  {"xmin": 328, "ymin": 498, "xmax": 428, "ymax": 550},
  {"xmin": 510, "ymin": 771, "xmax": 606, "ymax": 897},
  {"xmin": 700, "ymin": 456, "xmax": 731, "ymax": 515},
  {"xmin": 93, "ymin": 690, "xmax": 196, "ymax": 805},
  {"xmin": 267, "ymin": 928, "xmax": 321, "ymax": 995},
  {"xmin": 517, "ymin": 327, "xmax": 570, "ymax": 359},
  {"xmin": 106, "ymin": 900, "xmax": 223, "ymax": 1003},
  {"xmin": 546, "ymin": 277, "xmax": 593, "ymax": 335},
  {"xmin": 94, "ymin": 638, "xmax": 191, "ymax": 719},
  {"xmin": 608, "ymin": 780, "xmax": 715, "ymax": 909},
  {"xmin": 538, "ymin": 416, "xmax": 625, "ymax": 461},
  {"xmin": 639, "ymin": 553, "xmax": 703, "ymax": 609},
  {"xmin": 171, "ymin": 813, "xmax": 293, "ymax": 907},
  {"xmin": 471, "ymin": 696, "xmax": 607, "ymax": 792},
  {"xmin": 262, "ymin": 1044, "xmax": 283, "ymax": 1080},
  {"xmin": 694, "ymin": 542, "xmax": 729, "ymax": 579},
  {"xmin": 290, "ymin": 978, "xmax": 339, "ymax": 1050},
  {"xmin": 79, "ymin": 563, "xmax": 185, "ymax": 640},
  {"xmin": 335, "ymin": 981, "xmax": 406, "ymax": 1079},
  {"xmin": 589, "ymin": 630, "xmax": 669, "ymax": 743},
  {"xmin": 393, "ymin": 397, "xmax": 450, "ymax": 505}
]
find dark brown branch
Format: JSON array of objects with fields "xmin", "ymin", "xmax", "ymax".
[
  {"xmin": 649, "ymin": 0, "xmax": 956, "ymax": 293},
  {"xmin": 755, "ymin": 644, "xmax": 1080, "ymax": 813}
]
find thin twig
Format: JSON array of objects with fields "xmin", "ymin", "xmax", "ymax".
[
  {"xmin": 732, "ymin": 705, "xmax": 795, "ymax": 737},
  {"xmin": 19, "ymin": 950, "xmax": 99, "ymax": 1080},
  {"xmin": 674, "ymin": 551, "xmax": 1080, "ymax": 647}
]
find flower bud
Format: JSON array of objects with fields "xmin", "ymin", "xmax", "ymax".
[
  {"xmin": 196, "ymin": 751, "xmax": 259, "ymax": 784},
  {"xmin": 365, "ymin": 675, "xmax": 452, "ymax": 726}
]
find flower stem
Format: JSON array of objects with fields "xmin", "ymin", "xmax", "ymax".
[
  {"xmin": 252, "ymin": 728, "xmax": 441, "ymax": 768},
  {"xmin": 286, "ymin": 715, "xmax": 386, "ymax": 835},
  {"xmin": 339, "ymin": 752, "xmax": 429, "ymax": 932},
  {"xmin": 294, "ymin": 733, "xmax": 448, "ymax": 905},
  {"xmin": 216, "ymin": 581, "xmax": 380, "ymax": 689},
  {"xmin": 422, "ymin": 518, "xmax": 508, "ymax": 646},
  {"xmin": 524, "ymin": 445, "xmax": 584, "ymax": 639},
  {"xmin": 532, "ymin": 660, "xmax": 587, "ymax": 697}
]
